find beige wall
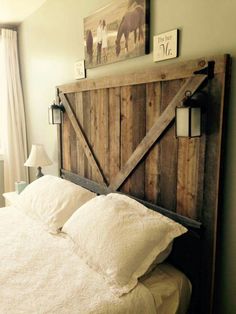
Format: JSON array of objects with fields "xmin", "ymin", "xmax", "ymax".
[{"xmin": 19, "ymin": 0, "xmax": 236, "ymax": 312}]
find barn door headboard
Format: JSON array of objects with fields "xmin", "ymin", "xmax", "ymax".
[{"xmin": 57, "ymin": 54, "xmax": 230, "ymax": 313}]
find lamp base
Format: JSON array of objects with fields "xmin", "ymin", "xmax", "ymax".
[{"xmin": 36, "ymin": 166, "xmax": 44, "ymax": 179}]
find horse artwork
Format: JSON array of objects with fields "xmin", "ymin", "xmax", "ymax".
[
  {"xmin": 115, "ymin": 5, "xmax": 145, "ymax": 57},
  {"xmin": 84, "ymin": 0, "xmax": 149, "ymax": 68}
]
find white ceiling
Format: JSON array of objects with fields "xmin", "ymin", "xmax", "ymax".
[{"xmin": 0, "ymin": 0, "xmax": 47, "ymax": 24}]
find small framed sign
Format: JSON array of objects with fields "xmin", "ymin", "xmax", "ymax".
[
  {"xmin": 153, "ymin": 29, "xmax": 179, "ymax": 62},
  {"xmin": 74, "ymin": 60, "xmax": 86, "ymax": 80}
]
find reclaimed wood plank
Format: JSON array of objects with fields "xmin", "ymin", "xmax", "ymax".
[
  {"xmin": 108, "ymin": 87, "xmax": 121, "ymax": 183},
  {"xmin": 67, "ymin": 93, "xmax": 77, "ymax": 173},
  {"xmin": 177, "ymin": 138, "xmax": 201, "ymax": 219},
  {"xmin": 82, "ymin": 91, "xmax": 92, "ymax": 180},
  {"xmin": 109, "ymin": 75, "xmax": 207, "ymax": 191},
  {"xmin": 158, "ymin": 79, "xmax": 183, "ymax": 211},
  {"xmin": 130, "ymin": 84, "xmax": 146, "ymax": 199},
  {"xmin": 120, "ymin": 86, "xmax": 133, "ymax": 194},
  {"xmin": 58, "ymin": 55, "xmax": 227, "ymax": 93},
  {"xmin": 145, "ymin": 82, "xmax": 161, "ymax": 203},
  {"xmin": 75, "ymin": 92, "xmax": 85, "ymax": 177},
  {"xmin": 97, "ymin": 89, "xmax": 109, "ymax": 183},
  {"xmin": 60, "ymin": 92, "xmax": 107, "ymax": 185}
]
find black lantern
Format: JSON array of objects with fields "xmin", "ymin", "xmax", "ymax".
[
  {"xmin": 175, "ymin": 91, "xmax": 203, "ymax": 138},
  {"xmin": 48, "ymin": 102, "xmax": 65, "ymax": 124}
]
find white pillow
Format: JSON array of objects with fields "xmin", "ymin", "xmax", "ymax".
[
  {"xmin": 17, "ymin": 175, "xmax": 96, "ymax": 233},
  {"xmin": 62, "ymin": 193, "xmax": 187, "ymax": 296}
]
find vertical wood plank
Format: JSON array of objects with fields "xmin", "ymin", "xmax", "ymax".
[
  {"xmin": 96, "ymin": 89, "xmax": 109, "ymax": 183},
  {"xmin": 120, "ymin": 86, "xmax": 133, "ymax": 194},
  {"xmin": 159, "ymin": 79, "xmax": 184, "ymax": 211},
  {"xmin": 75, "ymin": 92, "xmax": 85, "ymax": 177},
  {"xmin": 108, "ymin": 87, "xmax": 121, "ymax": 183},
  {"xmin": 62, "ymin": 112, "xmax": 71, "ymax": 171},
  {"xmin": 83, "ymin": 91, "xmax": 92, "ymax": 180},
  {"xmin": 176, "ymin": 138, "xmax": 204, "ymax": 219},
  {"xmin": 66, "ymin": 93, "xmax": 77, "ymax": 173},
  {"xmin": 145, "ymin": 82, "xmax": 161, "ymax": 203},
  {"xmin": 90, "ymin": 90, "xmax": 98, "ymax": 182},
  {"xmin": 130, "ymin": 84, "xmax": 146, "ymax": 199}
]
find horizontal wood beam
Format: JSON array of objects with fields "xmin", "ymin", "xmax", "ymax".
[
  {"xmin": 109, "ymin": 75, "xmax": 207, "ymax": 191},
  {"xmin": 57, "ymin": 55, "xmax": 227, "ymax": 93}
]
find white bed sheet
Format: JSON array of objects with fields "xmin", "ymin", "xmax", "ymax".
[
  {"xmin": 141, "ymin": 263, "xmax": 192, "ymax": 314},
  {"xmin": 0, "ymin": 206, "xmax": 191, "ymax": 314}
]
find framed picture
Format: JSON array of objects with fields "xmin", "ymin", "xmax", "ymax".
[
  {"xmin": 84, "ymin": 0, "xmax": 150, "ymax": 68},
  {"xmin": 153, "ymin": 29, "xmax": 179, "ymax": 62},
  {"xmin": 74, "ymin": 60, "xmax": 86, "ymax": 80}
]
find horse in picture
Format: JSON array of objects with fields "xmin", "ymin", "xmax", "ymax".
[
  {"xmin": 115, "ymin": 5, "xmax": 145, "ymax": 56},
  {"xmin": 86, "ymin": 29, "xmax": 93, "ymax": 64}
]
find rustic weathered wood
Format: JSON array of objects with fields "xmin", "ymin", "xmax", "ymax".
[
  {"xmin": 67, "ymin": 93, "xmax": 77, "ymax": 173},
  {"xmin": 62, "ymin": 109, "xmax": 71, "ymax": 171},
  {"xmin": 120, "ymin": 85, "xmax": 133, "ymax": 194},
  {"xmin": 97, "ymin": 89, "xmax": 109, "ymax": 181},
  {"xmin": 108, "ymin": 87, "xmax": 121, "ymax": 183},
  {"xmin": 200, "ymin": 65, "xmax": 229, "ymax": 313},
  {"xmin": 58, "ymin": 55, "xmax": 230, "ymax": 314},
  {"xmin": 60, "ymin": 92, "xmax": 107, "ymax": 185},
  {"xmin": 159, "ymin": 79, "xmax": 183, "ymax": 211},
  {"xmin": 109, "ymin": 75, "xmax": 207, "ymax": 191},
  {"xmin": 61, "ymin": 168, "xmax": 202, "ymax": 230},
  {"xmin": 82, "ymin": 91, "xmax": 92, "ymax": 179},
  {"xmin": 176, "ymin": 137, "xmax": 205, "ymax": 219},
  {"xmin": 75, "ymin": 92, "xmax": 85, "ymax": 177},
  {"xmin": 129, "ymin": 84, "xmax": 146, "ymax": 199},
  {"xmin": 58, "ymin": 55, "xmax": 227, "ymax": 94},
  {"xmin": 145, "ymin": 82, "xmax": 161, "ymax": 203}
]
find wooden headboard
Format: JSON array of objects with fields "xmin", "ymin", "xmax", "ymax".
[{"xmin": 57, "ymin": 55, "xmax": 230, "ymax": 313}]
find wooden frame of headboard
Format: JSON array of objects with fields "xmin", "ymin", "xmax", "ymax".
[{"xmin": 57, "ymin": 54, "xmax": 230, "ymax": 314}]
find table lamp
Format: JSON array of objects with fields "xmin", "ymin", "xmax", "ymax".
[{"xmin": 24, "ymin": 144, "xmax": 52, "ymax": 179}]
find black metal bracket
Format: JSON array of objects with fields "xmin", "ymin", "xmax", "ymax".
[{"xmin": 194, "ymin": 61, "xmax": 215, "ymax": 79}]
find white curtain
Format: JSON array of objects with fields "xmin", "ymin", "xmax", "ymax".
[{"xmin": 0, "ymin": 29, "xmax": 28, "ymax": 192}]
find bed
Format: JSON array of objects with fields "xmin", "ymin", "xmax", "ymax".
[
  {"xmin": 0, "ymin": 179, "xmax": 191, "ymax": 314},
  {"xmin": 0, "ymin": 54, "xmax": 229, "ymax": 314}
]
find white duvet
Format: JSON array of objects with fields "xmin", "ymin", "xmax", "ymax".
[{"xmin": 0, "ymin": 206, "xmax": 157, "ymax": 314}]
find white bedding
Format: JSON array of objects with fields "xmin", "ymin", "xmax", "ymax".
[
  {"xmin": 0, "ymin": 206, "xmax": 190, "ymax": 314},
  {"xmin": 141, "ymin": 264, "xmax": 192, "ymax": 314}
]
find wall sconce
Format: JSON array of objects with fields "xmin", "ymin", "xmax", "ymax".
[
  {"xmin": 48, "ymin": 102, "xmax": 65, "ymax": 124},
  {"xmin": 175, "ymin": 90, "xmax": 205, "ymax": 138}
]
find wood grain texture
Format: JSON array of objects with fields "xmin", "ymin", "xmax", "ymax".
[
  {"xmin": 58, "ymin": 55, "xmax": 230, "ymax": 314},
  {"xmin": 158, "ymin": 79, "xmax": 183, "ymax": 211},
  {"xmin": 82, "ymin": 91, "xmax": 92, "ymax": 179},
  {"xmin": 75, "ymin": 92, "xmax": 85, "ymax": 177},
  {"xmin": 145, "ymin": 82, "xmax": 161, "ymax": 202},
  {"xmin": 58, "ymin": 55, "xmax": 228, "ymax": 94},
  {"xmin": 108, "ymin": 87, "xmax": 121, "ymax": 183},
  {"xmin": 109, "ymin": 75, "xmax": 207, "ymax": 191},
  {"xmin": 60, "ymin": 92, "xmax": 107, "ymax": 185}
]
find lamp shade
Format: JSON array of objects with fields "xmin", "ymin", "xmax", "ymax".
[{"xmin": 24, "ymin": 144, "xmax": 52, "ymax": 167}]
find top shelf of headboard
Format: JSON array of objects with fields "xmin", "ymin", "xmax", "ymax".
[{"xmin": 57, "ymin": 55, "xmax": 229, "ymax": 93}]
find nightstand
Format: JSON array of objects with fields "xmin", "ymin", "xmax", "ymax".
[{"xmin": 3, "ymin": 192, "xmax": 20, "ymax": 207}]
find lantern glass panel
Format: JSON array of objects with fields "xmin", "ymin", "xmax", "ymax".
[
  {"xmin": 52, "ymin": 108, "xmax": 61, "ymax": 124},
  {"xmin": 176, "ymin": 107, "xmax": 190, "ymax": 137},
  {"xmin": 190, "ymin": 107, "xmax": 201, "ymax": 137}
]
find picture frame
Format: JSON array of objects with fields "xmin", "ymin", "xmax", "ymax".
[
  {"xmin": 74, "ymin": 60, "xmax": 86, "ymax": 80},
  {"xmin": 84, "ymin": 0, "xmax": 150, "ymax": 68},
  {"xmin": 153, "ymin": 29, "xmax": 179, "ymax": 62}
]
